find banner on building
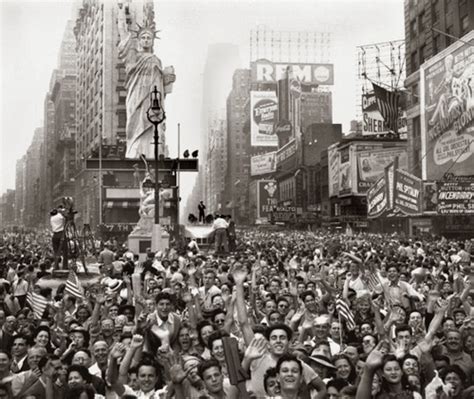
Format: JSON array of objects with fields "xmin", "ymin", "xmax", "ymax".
[
  {"xmin": 394, "ymin": 169, "xmax": 422, "ymax": 216},
  {"xmin": 251, "ymin": 60, "xmax": 334, "ymax": 85},
  {"xmin": 251, "ymin": 152, "xmax": 277, "ymax": 176},
  {"xmin": 437, "ymin": 179, "xmax": 474, "ymax": 215},
  {"xmin": 362, "ymin": 92, "xmax": 407, "ymax": 136},
  {"xmin": 420, "ymin": 31, "xmax": 474, "ymax": 181},
  {"xmin": 251, "ymin": 91, "xmax": 279, "ymax": 147},
  {"xmin": 357, "ymin": 147, "xmax": 407, "ymax": 193},
  {"xmin": 328, "ymin": 144, "xmax": 340, "ymax": 197},
  {"xmin": 256, "ymin": 180, "xmax": 279, "ymax": 222},
  {"xmin": 367, "ymin": 175, "xmax": 388, "ymax": 219},
  {"xmin": 372, "ymin": 83, "xmax": 400, "ymax": 133}
]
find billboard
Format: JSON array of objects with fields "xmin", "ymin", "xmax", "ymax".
[
  {"xmin": 257, "ymin": 180, "xmax": 279, "ymax": 221},
  {"xmin": 362, "ymin": 92, "xmax": 407, "ymax": 136},
  {"xmin": 420, "ymin": 31, "xmax": 474, "ymax": 180},
  {"xmin": 250, "ymin": 152, "xmax": 277, "ymax": 176},
  {"xmin": 251, "ymin": 60, "xmax": 334, "ymax": 85},
  {"xmin": 437, "ymin": 180, "xmax": 474, "ymax": 215},
  {"xmin": 328, "ymin": 144, "xmax": 340, "ymax": 197},
  {"xmin": 357, "ymin": 147, "xmax": 407, "ymax": 194},
  {"xmin": 394, "ymin": 169, "xmax": 422, "ymax": 216},
  {"xmin": 250, "ymin": 91, "xmax": 279, "ymax": 147}
]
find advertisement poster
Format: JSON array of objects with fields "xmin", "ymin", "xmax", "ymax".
[
  {"xmin": 257, "ymin": 180, "xmax": 279, "ymax": 221},
  {"xmin": 421, "ymin": 31, "xmax": 474, "ymax": 180},
  {"xmin": 422, "ymin": 182, "xmax": 438, "ymax": 214},
  {"xmin": 367, "ymin": 175, "xmax": 388, "ymax": 219},
  {"xmin": 339, "ymin": 147, "xmax": 352, "ymax": 196},
  {"xmin": 251, "ymin": 152, "xmax": 277, "ymax": 176},
  {"xmin": 357, "ymin": 148, "xmax": 407, "ymax": 193},
  {"xmin": 362, "ymin": 92, "xmax": 407, "ymax": 137},
  {"xmin": 250, "ymin": 91, "xmax": 279, "ymax": 147},
  {"xmin": 328, "ymin": 144, "xmax": 340, "ymax": 197},
  {"xmin": 437, "ymin": 180, "xmax": 474, "ymax": 215},
  {"xmin": 394, "ymin": 169, "xmax": 422, "ymax": 216}
]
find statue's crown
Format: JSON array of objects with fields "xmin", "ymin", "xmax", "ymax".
[{"xmin": 131, "ymin": 21, "xmax": 160, "ymax": 39}]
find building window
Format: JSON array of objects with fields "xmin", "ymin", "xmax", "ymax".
[
  {"xmin": 419, "ymin": 44, "xmax": 426, "ymax": 65},
  {"xmin": 433, "ymin": 34, "xmax": 440, "ymax": 55},
  {"xmin": 418, "ymin": 12, "xmax": 425, "ymax": 35},
  {"xmin": 410, "ymin": 19, "xmax": 417, "ymax": 37},
  {"xmin": 461, "ymin": 15, "xmax": 469, "ymax": 35},
  {"xmin": 413, "ymin": 116, "xmax": 420, "ymax": 138},
  {"xmin": 446, "ymin": 26, "xmax": 453, "ymax": 46},
  {"xmin": 411, "ymin": 51, "xmax": 418, "ymax": 72},
  {"xmin": 431, "ymin": 0, "xmax": 439, "ymax": 22}
]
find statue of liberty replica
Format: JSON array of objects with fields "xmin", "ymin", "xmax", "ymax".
[{"xmin": 118, "ymin": 0, "xmax": 175, "ymax": 251}]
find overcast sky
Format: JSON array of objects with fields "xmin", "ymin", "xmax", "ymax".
[{"xmin": 0, "ymin": 0, "xmax": 404, "ymax": 201}]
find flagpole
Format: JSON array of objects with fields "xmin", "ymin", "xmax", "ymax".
[{"xmin": 338, "ymin": 311, "xmax": 344, "ymax": 349}]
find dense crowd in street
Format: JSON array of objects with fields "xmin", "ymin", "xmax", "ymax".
[{"xmin": 0, "ymin": 226, "xmax": 473, "ymax": 399}]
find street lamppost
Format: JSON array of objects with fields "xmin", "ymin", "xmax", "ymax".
[{"xmin": 146, "ymin": 86, "xmax": 166, "ymax": 250}]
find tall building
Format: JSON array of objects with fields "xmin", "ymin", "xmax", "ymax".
[
  {"xmin": 206, "ymin": 110, "xmax": 227, "ymax": 213},
  {"xmin": 73, "ymin": 1, "xmax": 130, "ymax": 230},
  {"xmin": 15, "ymin": 157, "xmax": 26, "ymax": 226},
  {"xmin": 404, "ymin": 0, "xmax": 474, "ymax": 177},
  {"xmin": 403, "ymin": 0, "xmax": 474, "ymax": 236},
  {"xmin": 24, "ymin": 129, "xmax": 43, "ymax": 227},
  {"xmin": 193, "ymin": 44, "xmax": 240, "ymax": 213},
  {"xmin": 225, "ymin": 69, "xmax": 251, "ymax": 223},
  {"xmin": 301, "ymin": 91, "xmax": 333, "ymax": 129},
  {"xmin": 0, "ymin": 190, "xmax": 15, "ymax": 228}
]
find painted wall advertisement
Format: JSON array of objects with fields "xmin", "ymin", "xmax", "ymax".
[
  {"xmin": 257, "ymin": 180, "xmax": 279, "ymax": 222},
  {"xmin": 420, "ymin": 31, "xmax": 474, "ymax": 180},
  {"xmin": 251, "ymin": 152, "xmax": 277, "ymax": 176},
  {"xmin": 357, "ymin": 147, "xmax": 407, "ymax": 194},
  {"xmin": 328, "ymin": 144, "xmax": 340, "ymax": 197},
  {"xmin": 362, "ymin": 92, "xmax": 407, "ymax": 137},
  {"xmin": 250, "ymin": 91, "xmax": 279, "ymax": 147},
  {"xmin": 437, "ymin": 179, "xmax": 474, "ymax": 215}
]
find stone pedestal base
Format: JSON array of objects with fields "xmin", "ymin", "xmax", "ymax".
[{"xmin": 128, "ymin": 223, "xmax": 169, "ymax": 261}]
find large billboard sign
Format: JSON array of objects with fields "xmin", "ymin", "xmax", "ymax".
[
  {"xmin": 420, "ymin": 31, "xmax": 474, "ymax": 180},
  {"xmin": 362, "ymin": 92, "xmax": 407, "ymax": 136},
  {"xmin": 339, "ymin": 146, "xmax": 352, "ymax": 196},
  {"xmin": 257, "ymin": 180, "xmax": 279, "ymax": 222},
  {"xmin": 437, "ymin": 179, "xmax": 474, "ymax": 215},
  {"xmin": 250, "ymin": 91, "xmax": 279, "ymax": 147},
  {"xmin": 357, "ymin": 147, "xmax": 407, "ymax": 194},
  {"xmin": 328, "ymin": 144, "xmax": 340, "ymax": 197},
  {"xmin": 250, "ymin": 152, "xmax": 277, "ymax": 176},
  {"xmin": 367, "ymin": 175, "xmax": 388, "ymax": 219},
  {"xmin": 251, "ymin": 60, "xmax": 334, "ymax": 85}
]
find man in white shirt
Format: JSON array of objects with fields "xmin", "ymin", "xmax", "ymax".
[
  {"xmin": 212, "ymin": 214, "xmax": 229, "ymax": 253},
  {"xmin": 50, "ymin": 206, "xmax": 66, "ymax": 269}
]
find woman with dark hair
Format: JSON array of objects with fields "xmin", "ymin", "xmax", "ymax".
[
  {"xmin": 333, "ymin": 353, "xmax": 357, "ymax": 385},
  {"xmin": 33, "ymin": 325, "xmax": 55, "ymax": 352},
  {"xmin": 356, "ymin": 342, "xmax": 421, "ymax": 399},
  {"xmin": 439, "ymin": 365, "xmax": 468, "ymax": 399},
  {"xmin": 196, "ymin": 320, "xmax": 215, "ymax": 360}
]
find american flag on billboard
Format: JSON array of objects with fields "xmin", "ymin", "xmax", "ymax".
[
  {"xmin": 336, "ymin": 296, "xmax": 356, "ymax": 330},
  {"xmin": 27, "ymin": 292, "xmax": 49, "ymax": 319},
  {"xmin": 372, "ymin": 83, "xmax": 400, "ymax": 133},
  {"xmin": 65, "ymin": 269, "xmax": 84, "ymax": 299}
]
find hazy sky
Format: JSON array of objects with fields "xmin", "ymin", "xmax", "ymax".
[{"xmin": 0, "ymin": 0, "xmax": 405, "ymax": 201}]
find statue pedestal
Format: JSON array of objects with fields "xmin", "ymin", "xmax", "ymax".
[{"xmin": 128, "ymin": 216, "xmax": 169, "ymax": 261}]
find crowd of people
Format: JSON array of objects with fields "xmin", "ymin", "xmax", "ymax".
[{"xmin": 0, "ymin": 226, "xmax": 473, "ymax": 399}]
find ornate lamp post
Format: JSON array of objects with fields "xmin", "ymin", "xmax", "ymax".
[{"xmin": 146, "ymin": 86, "xmax": 166, "ymax": 248}]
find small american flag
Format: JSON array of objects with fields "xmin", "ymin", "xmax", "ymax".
[
  {"xmin": 365, "ymin": 271, "xmax": 382, "ymax": 293},
  {"xmin": 336, "ymin": 296, "xmax": 356, "ymax": 331},
  {"xmin": 27, "ymin": 292, "xmax": 49, "ymax": 319},
  {"xmin": 65, "ymin": 269, "xmax": 84, "ymax": 299}
]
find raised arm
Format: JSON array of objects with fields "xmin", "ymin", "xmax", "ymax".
[{"xmin": 233, "ymin": 268, "xmax": 254, "ymax": 346}]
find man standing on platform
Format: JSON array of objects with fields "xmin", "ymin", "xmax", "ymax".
[
  {"xmin": 198, "ymin": 201, "xmax": 206, "ymax": 223},
  {"xmin": 50, "ymin": 205, "xmax": 66, "ymax": 269}
]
